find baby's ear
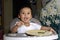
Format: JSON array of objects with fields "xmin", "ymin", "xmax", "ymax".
[{"xmin": 18, "ymin": 14, "xmax": 20, "ymax": 18}]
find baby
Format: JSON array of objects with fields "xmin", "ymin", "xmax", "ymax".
[{"xmin": 10, "ymin": 6, "xmax": 55, "ymax": 33}]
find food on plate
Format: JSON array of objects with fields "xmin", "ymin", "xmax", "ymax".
[{"xmin": 26, "ymin": 30, "xmax": 52, "ymax": 36}]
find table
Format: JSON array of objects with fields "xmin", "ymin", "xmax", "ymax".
[{"xmin": 3, "ymin": 33, "xmax": 58, "ymax": 40}]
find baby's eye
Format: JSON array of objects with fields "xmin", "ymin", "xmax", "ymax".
[
  {"xmin": 22, "ymin": 13, "xmax": 24, "ymax": 14},
  {"xmin": 27, "ymin": 13, "xmax": 30, "ymax": 14}
]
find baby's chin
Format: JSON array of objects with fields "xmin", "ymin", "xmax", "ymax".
[{"xmin": 23, "ymin": 21, "xmax": 30, "ymax": 23}]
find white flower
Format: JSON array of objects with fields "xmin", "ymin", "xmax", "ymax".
[
  {"xmin": 55, "ymin": 20, "xmax": 60, "ymax": 24},
  {"xmin": 46, "ymin": 20, "xmax": 51, "ymax": 26},
  {"xmin": 41, "ymin": 9, "xmax": 47, "ymax": 16}
]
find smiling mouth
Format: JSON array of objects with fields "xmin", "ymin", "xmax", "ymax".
[{"xmin": 24, "ymin": 18, "xmax": 28, "ymax": 21}]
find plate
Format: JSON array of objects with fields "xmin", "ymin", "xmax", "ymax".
[{"xmin": 26, "ymin": 30, "xmax": 53, "ymax": 36}]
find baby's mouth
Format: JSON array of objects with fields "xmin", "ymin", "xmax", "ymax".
[{"xmin": 24, "ymin": 17, "xmax": 28, "ymax": 21}]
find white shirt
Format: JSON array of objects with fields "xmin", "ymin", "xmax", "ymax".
[
  {"xmin": 17, "ymin": 22, "xmax": 41, "ymax": 33},
  {"xmin": 10, "ymin": 18, "xmax": 41, "ymax": 30}
]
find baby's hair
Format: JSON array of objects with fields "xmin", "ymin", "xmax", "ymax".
[{"xmin": 18, "ymin": 5, "xmax": 32, "ymax": 15}]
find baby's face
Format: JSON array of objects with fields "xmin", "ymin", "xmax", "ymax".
[{"xmin": 18, "ymin": 7, "xmax": 32, "ymax": 23}]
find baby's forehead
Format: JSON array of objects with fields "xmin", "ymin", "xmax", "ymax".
[
  {"xmin": 21, "ymin": 7, "xmax": 31, "ymax": 11},
  {"xmin": 19, "ymin": 7, "xmax": 31, "ymax": 13}
]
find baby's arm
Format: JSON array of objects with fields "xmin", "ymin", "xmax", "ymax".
[
  {"xmin": 10, "ymin": 21, "xmax": 24, "ymax": 33},
  {"xmin": 41, "ymin": 26, "xmax": 56, "ymax": 33}
]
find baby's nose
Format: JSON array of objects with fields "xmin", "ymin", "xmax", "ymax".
[{"xmin": 25, "ymin": 14, "xmax": 28, "ymax": 16}]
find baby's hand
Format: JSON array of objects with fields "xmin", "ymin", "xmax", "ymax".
[
  {"xmin": 11, "ymin": 21, "xmax": 24, "ymax": 33},
  {"xmin": 15, "ymin": 21, "xmax": 24, "ymax": 27},
  {"xmin": 48, "ymin": 27, "xmax": 56, "ymax": 34}
]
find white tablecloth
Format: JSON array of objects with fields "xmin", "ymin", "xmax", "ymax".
[{"xmin": 3, "ymin": 34, "xmax": 58, "ymax": 40}]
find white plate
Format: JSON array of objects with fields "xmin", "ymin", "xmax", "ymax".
[{"xmin": 26, "ymin": 30, "xmax": 53, "ymax": 36}]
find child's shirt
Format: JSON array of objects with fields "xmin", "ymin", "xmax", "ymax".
[
  {"xmin": 17, "ymin": 22, "xmax": 41, "ymax": 33},
  {"xmin": 10, "ymin": 18, "xmax": 41, "ymax": 30}
]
